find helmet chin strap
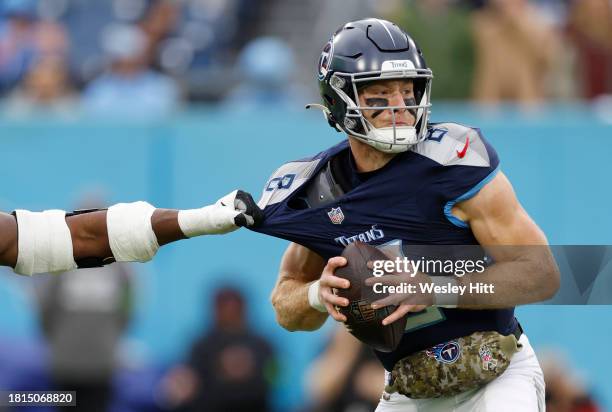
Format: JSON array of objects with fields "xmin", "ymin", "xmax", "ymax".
[
  {"xmin": 358, "ymin": 109, "xmax": 418, "ymax": 153},
  {"xmin": 305, "ymin": 103, "xmax": 343, "ymax": 132},
  {"xmin": 305, "ymin": 103, "xmax": 329, "ymax": 113},
  {"xmin": 366, "ymin": 127, "xmax": 417, "ymax": 153}
]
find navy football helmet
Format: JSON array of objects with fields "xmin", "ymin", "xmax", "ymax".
[{"xmin": 309, "ymin": 18, "xmax": 433, "ymax": 153}]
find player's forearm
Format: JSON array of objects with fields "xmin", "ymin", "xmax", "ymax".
[
  {"xmin": 68, "ymin": 209, "xmax": 187, "ymax": 260},
  {"xmin": 152, "ymin": 209, "xmax": 187, "ymax": 246},
  {"xmin": 271, "ymin": 278, "xmax": 328, "ymax": 331},
  {"xmin": 454, "ymin": 253, "xmax": 559, "ymax": 308}
]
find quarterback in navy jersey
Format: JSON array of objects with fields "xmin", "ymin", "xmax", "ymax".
[{"xmin": 252, "ymin": 19, "xmax": 559, "ymax": 411}]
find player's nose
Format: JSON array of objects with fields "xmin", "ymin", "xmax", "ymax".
[
  {"xmin": 388, "ymin": 91, "xmax": 407, "ymax": 111},
  {"xmin": 389, "ymin": 92, "xmax": 416, "ymax": 126}
]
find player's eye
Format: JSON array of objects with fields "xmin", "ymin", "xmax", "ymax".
[
  {"xmin": 365, "ymin": 98, "xmax": 388, "ymax": 107},
  {"xmin": 370, "ymin": 88, "xmax": 390, "ymax": 95}
]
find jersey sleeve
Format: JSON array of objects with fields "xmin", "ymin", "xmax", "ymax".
[
  {"xmin": 256, "ymin": 157, "xmax": 323, "ymax": 210},
  {"xmin": 256, "ymin": 142, "xmax": 349, "ymax": 210},
  {"xmin": 414, "ymin": 123, "xmax": 500, "ymax": 228}
]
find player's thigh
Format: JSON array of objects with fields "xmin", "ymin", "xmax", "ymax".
[
  {"xmin": 375, "ymin": 392, "xmax": 418, "ymax": 412},
  {"xmin": 456, "ymin": 375, "xmax": 544, "ymax": 412},
  {"xmin": 457, "ymin": 336, "xmax": 545, "ymax": 412},
  {"xmin": 376, "ymin": 377, "xmax": 543, "ymax": 412}
]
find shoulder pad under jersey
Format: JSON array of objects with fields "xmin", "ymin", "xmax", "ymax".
[
  {"xmin": 413, "ymin": 122, "xmax": 493, "ymax": 167},
  {"xmin": 258, "ymin": 158, "xmax": 322, "ymax": 209}
]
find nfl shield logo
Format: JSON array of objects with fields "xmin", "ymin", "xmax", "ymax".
[{"xmin": 327, "ymin": 207, "xmax": 345, "ymax": 224}]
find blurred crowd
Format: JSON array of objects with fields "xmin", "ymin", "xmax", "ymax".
[
  {"xmin": 0, "ymin": 0, "xmax": 276, "ymax": 117},
  {"xmin": 12, "ymin": 268, "xmax": 279, "ymax": 412},
  {"xmin": 0, "ymin": 0, "xmax": 610, "ymax": 119},
  {"xmin": 378, "ymin": 0, "xmax": 612, "ymax": 105}
]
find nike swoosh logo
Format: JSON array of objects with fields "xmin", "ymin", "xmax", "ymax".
[{"xmin": 456, "ymin": 138, "xmax": 470, "ymax": 158}]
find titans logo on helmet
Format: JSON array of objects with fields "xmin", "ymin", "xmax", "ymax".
[{"xmin": 318, "ymin": 39, "xmax": 334, "ymax": 80}]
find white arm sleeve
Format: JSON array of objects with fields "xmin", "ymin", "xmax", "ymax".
[
  {"xmin": 106, "ymin": 201, "xmax": 159, "ymax": 262},
  {"xmin": 14, "ymin": 209, "xmax": 78, "ymax": 276}
]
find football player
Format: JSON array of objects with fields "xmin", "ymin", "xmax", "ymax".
[
  {"xmin": 251, "ymin": 19, "xmax": 559, "ymax": 411},
  {"xmin": 0, "ymin": 190, "xmax": 262, "ymax": 276}
]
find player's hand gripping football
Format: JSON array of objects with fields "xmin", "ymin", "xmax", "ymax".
[
  {"xmin": 364, "ymin": 262, "xmax": 433, "ymax": 326},
  {"xmin": 318, "ymin": 257, "xmax": 350, "ymax": 322}
]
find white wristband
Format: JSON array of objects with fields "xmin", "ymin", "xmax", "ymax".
[
  {"xmin": 431, "ymin": 275, "xmax": 459, "ymax": 308},
  {"xmin": 308, "ymin": 280, "xmax": 327, "ymax": 312},
  {"xmin": 107, "ymin": 201, "xmax": 159, "ymax": 262},
  {"xmin": 177, "ymin": 205, "xmax": 234, "ymax": 237},
  {"xmin": 177, "ymin": 190, "xmax": 241, "ymax": 237},
  {"xmin": 14, "ymin": 209, "xmax": 77, "ymax": 276}
]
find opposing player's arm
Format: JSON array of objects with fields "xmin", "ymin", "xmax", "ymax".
[
  {"xmin": 1, "ymin": 190, "xmax": 263, "ymax": 276},
  {"xmin": 0, "ymin": 209, "xmax": 191, "ymax": 268},
  {"xmin": 452, "ymin": 171, "xmax": 560, "ymax": 307},
  {"xmin": 271, "ymin": 242, "xmax": 349, "ymax": 331}
]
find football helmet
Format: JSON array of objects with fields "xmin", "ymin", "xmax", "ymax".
[{"xmin": 309, "ymin": 18, "xmax": 433, "ymax": 153}]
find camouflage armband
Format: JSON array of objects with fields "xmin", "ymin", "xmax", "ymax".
[{"xmin": 386, "ymin": 330, "xmax": 522, "ymax": 399}]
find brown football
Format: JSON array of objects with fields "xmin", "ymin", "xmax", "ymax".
[{"xmin": 335, "ymin": 242, "xmax": 407, "ymax": 352}]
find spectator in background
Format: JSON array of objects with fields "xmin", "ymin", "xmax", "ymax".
[
  {"xmin": 222, "ymin": 37, "xmax": 306, "ymax": 109},
  {"xmin": 388, "ymin": 0, "xmax": 475, "ymax": 100},
  {"xmin": 567, "ymin": 0, "xmax": 612, "ymax": 100},
  {"xmin": 305, "ymin": 327, "xmax": 385, "ymax": 412},
  {"xmin": 0, "ymin": 0, "xmax": 68, "ymax": 93},
  {"xmin": 36, "ymin": 201, "xmax": 133, "ymax": 412},
  {"xmin": 82, "ymin": 24, "xmax": 180, "ymax": 117},
  {"xmin": 540, "ymin": 352, "xmax": 600, "ymax": 412},
  {"xmin": 163, "ymin": 286, "xmax": 276, "ymax": 412},
  {"xmin": 471, "ymin": 0, "xmax": 561, "ymax": 105},
  {"xmin": 4, "ymin": 54, "xmax": 77, "ymax": 116},
  {"xmin": 140, "ymin": 0, "xmax": 181, "ymax": 67}
]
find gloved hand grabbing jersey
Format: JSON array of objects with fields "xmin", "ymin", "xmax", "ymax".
[{"xmin": 178, "ymin": 190, "xmax": 264, "ymax": 237}]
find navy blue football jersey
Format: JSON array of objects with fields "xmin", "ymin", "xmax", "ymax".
[{"xmin": 250, "ymin": 122, "xmax": 518, "ymax": 371}]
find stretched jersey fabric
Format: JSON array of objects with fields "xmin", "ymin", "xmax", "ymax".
[{"xmin": 250, "ymin": 122, "xmax": 517, "ymax": 371}]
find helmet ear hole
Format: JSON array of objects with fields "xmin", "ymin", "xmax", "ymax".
[{"xmin": 324, "ymin": 94, "xmax": 335, "ymax": 106}]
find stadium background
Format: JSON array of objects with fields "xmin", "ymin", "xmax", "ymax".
[{"xmin": 0, "ymin": 0, "xmax": 611, "ymax": 411}]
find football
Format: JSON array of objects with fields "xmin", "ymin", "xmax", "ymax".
[{"xmin": 335, "ymin": 242, "xmax": 407, "ymax": 352}]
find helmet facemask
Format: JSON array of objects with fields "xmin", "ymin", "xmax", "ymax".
[{"xmin": 329, "ymin": 69, "xmax": 432, "ymax": 153}]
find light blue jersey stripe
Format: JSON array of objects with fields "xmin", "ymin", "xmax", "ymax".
[{"xmin": 444, "ymin": 165, "xmax": 501, "ymax": 228}]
